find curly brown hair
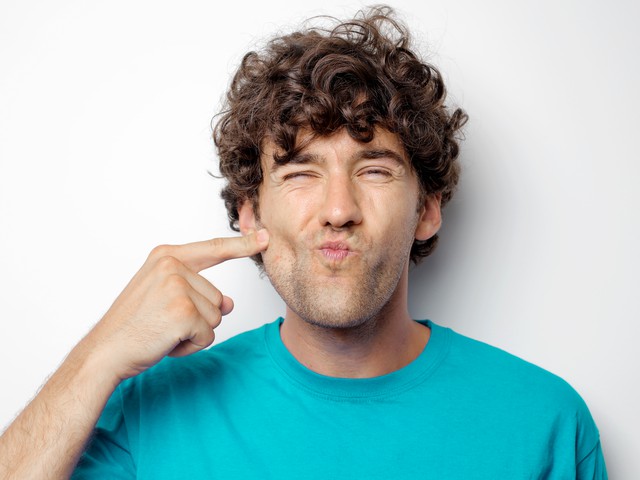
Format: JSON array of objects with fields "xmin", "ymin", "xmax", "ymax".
[{"xmin": 214, "ymin": 5, "xmax": 467, "ymax": 264}]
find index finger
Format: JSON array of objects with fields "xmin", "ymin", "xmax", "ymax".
[{"xmin": 167, "ymin": 229, "xmax": 269, "ymax": 272}]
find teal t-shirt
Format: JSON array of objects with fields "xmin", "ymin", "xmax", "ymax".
[{"xmin": 73, "ymin": 319, "xmax": 606, "ymax": 479}]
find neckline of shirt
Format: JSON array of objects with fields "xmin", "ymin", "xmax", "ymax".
[{"xmin": 263, "ymin": 317, "xmax": 452, "ymax": 400}]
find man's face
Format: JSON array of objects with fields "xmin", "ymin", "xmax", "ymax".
[{"xmin": 239, "ymin": 128, "xmax": 440, "ymax": 329}]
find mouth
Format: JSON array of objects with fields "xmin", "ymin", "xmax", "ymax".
[{"xmin": 318, "ymin": 241, "xmax": 353, "ymax": 262}]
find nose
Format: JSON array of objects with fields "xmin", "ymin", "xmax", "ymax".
[{"xmin": 318, "ymin": 174, "xmax": 363, "ymax": 229}]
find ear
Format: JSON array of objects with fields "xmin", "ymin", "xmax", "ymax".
[
  {"xmin": 238, "ymin": 199, "xmax": 258, "ymax": 235},
  {"xmin": 415, "ymin": 193, "xmax": 442, "ymax": 241}
]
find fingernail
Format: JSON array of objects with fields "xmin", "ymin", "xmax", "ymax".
[{"xmin": 256, "ymin": 229, "xmax": 269, "ymax": 244}]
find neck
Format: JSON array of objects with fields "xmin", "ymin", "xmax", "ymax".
[{"xmin": 279, "ymin": 274, "xmax": 430, "ymax": 378}]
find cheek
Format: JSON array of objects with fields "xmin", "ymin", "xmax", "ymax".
[
  {"xmin": 259, "ymin": 210, "xmax": 294, "ymax": 243},
  {"xmin": 260, "ymin": 194, "xmax": 314, "ymax": 239},
  {"xmin": 368, "ymin": 194, "xmax": 419, "ymax": 233},
  {"xmin": 258, "ymin": 209, "xmax": 299, "ymax": 266}
]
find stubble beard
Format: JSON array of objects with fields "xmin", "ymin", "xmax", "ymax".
[{"xmin": 262, "ymin": 233, "xmax": 413, "ymax": 333}]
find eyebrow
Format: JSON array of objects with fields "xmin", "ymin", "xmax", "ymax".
[
  {"xmin": 356, "ymin": 149, "xmax": 407, "ymax": 166},
  {"xmin": 270, "ymin": 148, "xmax": 407, "ymax": 172}
]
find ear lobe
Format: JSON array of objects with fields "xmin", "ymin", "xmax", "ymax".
[
  {"xmin": 415, "ymin": 193, "xmax": 442, "ymax": 241},
  {"xmin": 238, "ymin": 200, "xmax": 258, "ymax": 234}
]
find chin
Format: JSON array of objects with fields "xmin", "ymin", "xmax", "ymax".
[
  {"xmin": 263, "ymin": 241, "xmax": 407, "ymax": 333},
  {"xmin": 299, "ymin": 309, "xmax": 375, "ymax": 330}
]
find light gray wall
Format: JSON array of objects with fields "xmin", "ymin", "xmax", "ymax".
[{"xmin": 1, "ymin": 0, "xmax": 638, "ymax": 477}]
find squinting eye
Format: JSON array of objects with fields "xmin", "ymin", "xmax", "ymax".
[
  {"xmin": 363, "ymin": 169, "xmax": 392, "ymax": 177},
  {"xmin": 282, "ymin": 171, "xmax": 313, "ymax": 181}
]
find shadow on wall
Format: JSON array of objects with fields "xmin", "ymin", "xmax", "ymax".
[{"xmin": 408, "ymin": 190, "xmax": 469, "ymax": 328}]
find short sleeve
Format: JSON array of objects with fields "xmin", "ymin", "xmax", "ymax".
[
  {"xmin": 71, "ymin": 386, "xmax": 136, "ymax": 479},
  {"xmin": 573, "ymin": 393, "xmax": 607, "ymax": 480},
  {"xmin": 577, "ymin": 439, "xmax": 608, "ymax": 480}
]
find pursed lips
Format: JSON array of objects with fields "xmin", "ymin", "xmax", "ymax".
[{"xmin": 318, "ymin": 241, "xmax": 354, "ymax": 262}]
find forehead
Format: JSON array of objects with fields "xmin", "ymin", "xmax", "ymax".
[{"xmin": 259, "ymin": 127, "xmax": 409, "ymax": 168}]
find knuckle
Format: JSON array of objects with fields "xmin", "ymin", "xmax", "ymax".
[
  {"xmin": 203, "ymin": 302, "xmax": 222, "ymax": 327},
  {"xmin": 210, "ymin": 288, "xmax": 224, "ymax": 307},
  {"xmin": 155, "ymin": 255, "xmax": 182, "ymax": 274},
  {"xmin": 206, "ymin": 238, "xmax": 228, "ymax": 259},
  {"xmin": 196, "ymin": 326, "xmax": 215, "ymax": 346},
  {"xmin": 164, "ymin": 273, "xmax": 189, "ymax": 291},
  {"xmin": 149, "ymin": 244, "xmax": 173, "ymax": 261},
  {"xmin": 210, "ymin": 308, "xmax": 222, "ymax": 327},
  {"xmin": 207, "ymin": 237, "xmax": 224, "ymax": 250}
]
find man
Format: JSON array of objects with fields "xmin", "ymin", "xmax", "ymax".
[{"xmin": 0, "ymin": 6, "xmax": 606, "ymax": 479}]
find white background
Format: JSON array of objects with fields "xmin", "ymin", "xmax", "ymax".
[{"xmin": 1, "ymin": 0, "xmax": 638, "ymax": 477}]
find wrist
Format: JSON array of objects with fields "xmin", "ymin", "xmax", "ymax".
[{"xmin": 65, "ymin": 340, "xmax": 123, "ymax": 396}]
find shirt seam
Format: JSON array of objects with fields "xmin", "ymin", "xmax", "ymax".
[{"xmin": 576, "ymin": 436, "xmax": 601, "ymax": 467}]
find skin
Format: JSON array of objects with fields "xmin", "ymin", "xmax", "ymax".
[
  {"xmin": 0, "ymin": 232, "xmax": 269, "ymax": 479},
  {"xmin": 0, "ymin": 127, "xmax": 442, "ymax": 478},
  {"xmin": 239, "ymin": 128, "xmax": 442, "ymax": 378}
]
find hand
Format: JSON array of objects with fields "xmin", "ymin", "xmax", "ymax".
[{"xmin": 80, "ymin": 229, "xmax": 269, "ymax": 382}]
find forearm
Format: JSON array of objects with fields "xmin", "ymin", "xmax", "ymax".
[
  {"xmin": 0, "ymin": 345, "xmax": 120, "ymax": 480},
  {"xmin": 0, "ymin": 234, "xmax": 265, "ymax": 479}
]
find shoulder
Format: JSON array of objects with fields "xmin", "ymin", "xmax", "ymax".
[
  {"xmin": 421, "ymin": 322, "xmax": 605, "ymax": 472},
  {"xmin": 431, "ymin": 321, "xmax": 595, "ymax": 426}
]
